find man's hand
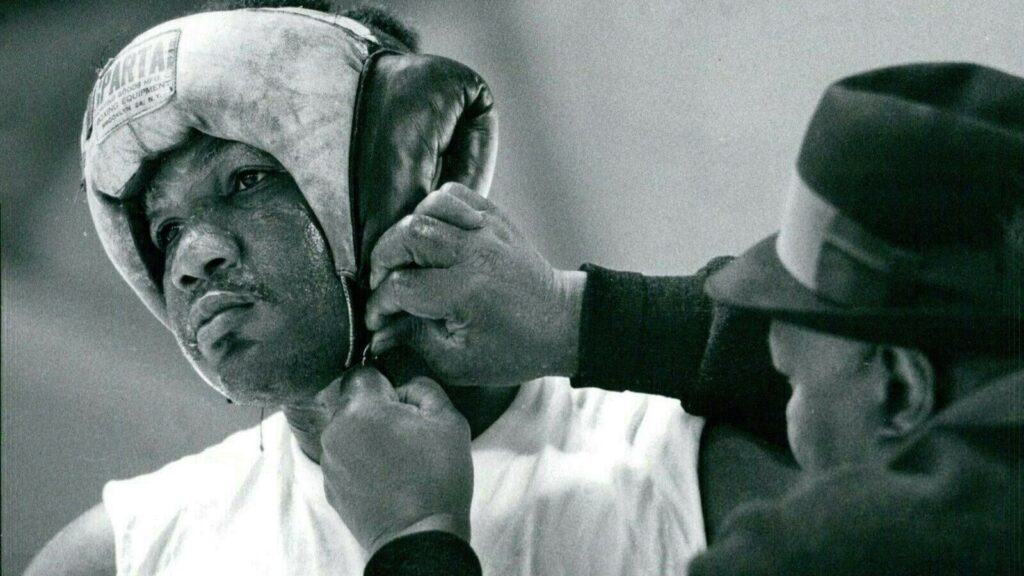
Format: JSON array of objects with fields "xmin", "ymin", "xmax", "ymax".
[
  {"xmin": 366, "ymin": 183, "xmax": 586, "ymax": 387},
  {"xmin": 319, "ymin": 367, "xmax": 473, "ymax": 555}
]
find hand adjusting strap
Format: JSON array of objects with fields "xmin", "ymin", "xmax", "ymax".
[{"xmin": 346, "ymin": 50, "xmax": 499, "ymax": 364}]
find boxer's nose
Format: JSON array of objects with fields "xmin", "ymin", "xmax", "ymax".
[{"xmin": 169, "ymin": 223, "xmax": 240, "ymax": 291}]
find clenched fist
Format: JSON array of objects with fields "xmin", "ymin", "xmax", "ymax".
[
  {"xmin": 319, "ymin": 367, "xmax": 473, "ymax": 555},
  {"xmin": 366, "ymin": 183, "xmax": 586, "ymax": 387}
]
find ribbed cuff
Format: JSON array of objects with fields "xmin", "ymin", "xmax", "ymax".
[
  {"xmin": 364, "ymin": 531, "xmax": 482, "ymax": 576},
  {"xmin": 574, "ymin": 259, "xmax": 790, "ymax": 447},
  {"xmin": 574, "ymin": 261, "xmax": 728, "ymax": 400},
  {"xmin": 575, "ymin": 264, "xmax": 648, "ymax": 392}
]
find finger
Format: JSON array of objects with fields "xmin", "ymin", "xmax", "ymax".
[
  {"xmin": 369, "ymin": 214, "xmax": 471, "ymax": 289},
  {"xmin": 436, "ymin": 181, "xmax": 492, "ymax": 212},
  {"xmin": 370, "ymin": 313, "xmax": 419, "ymax": 355},
  {"xmin": 334, "ymin": 366, "xmax": 399, "ymax": 406},
  {"xmin": 415, "ymin": 189, "xmax": 485, "ymax": 230},
  {"xmin": 366, "ymin": 268, "xmax": 459, "ymax": 331},
  {"xmin": 370, "ymin": 315, "xmax": 455, "ymax": 365},
  {"xmin": 315, "ymin": 375, "xmax": 347, "ymax": 413},
  {"xmin": 396, "ymin": 377, "xmax": 456, "ymax": 413}
]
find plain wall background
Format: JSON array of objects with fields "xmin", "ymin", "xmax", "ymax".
[{"xmin": 3, "ymin": 0, "xmax": 1022, "ymax": 572}]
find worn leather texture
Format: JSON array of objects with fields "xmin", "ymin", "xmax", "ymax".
[
  {"xmin": 81, "ymin": 7, "xmax": 500, "ymax": 360},
  {"xmin": 351, "ymin": 51, "xmax": 498, "ymax": 281},
  {"xmin": 82, "ymin": 8, "xmax": 377, "ymax": 324},
  {"xmin": 347, "ymin": 51, "xmax": 498, "ymax": 353}
]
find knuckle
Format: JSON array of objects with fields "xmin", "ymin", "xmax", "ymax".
[
  {"xmin": 447, "ymin": 181, "xmax": 475, "ymax": 199},
  {"xmin": 414, "ymin": 376, "xmax": 441, "ymax": 394},
  {"xmin": 389, "ymin": 269, "xmax": 412, "ymax": 292},
  {"xmin": 476, "ymin": 194, "xmax": 495, "ymax": 213},
  {"xmin": 439, "ymin": 186, "xmax": 460, "ymax": 201},
  {"xmin": 346, "ymin": 365, "xmax": 382, "ymax": 383},
  {"xmin": 397, "ymin": 214, "xmax": 418, "ymax": 240},
  {"xmin": 398, "ymin": 213, "xmax": 416, "ymax": 230},
  {"xmin": 423, "ymin": 190, "xmax": 448, "ymax": 211},
  {"xmin": 438, "ymin": 181, "xmax": 461, "ymax": 195},
  {"xmin": 490, "ymin": 213, "xmax": 515, "ymax": 241},
  {"xmin": 406, "ymin": 214, "xmax": 434, "ymax": 241},
  {"xmin": 332, "ymin": 391, "xmax": 358, "ymax": 415}
]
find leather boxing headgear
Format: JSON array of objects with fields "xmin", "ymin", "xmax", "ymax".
[{"xmin": 81, "ymin": 7, "xmax": 497, "ymax": 367}]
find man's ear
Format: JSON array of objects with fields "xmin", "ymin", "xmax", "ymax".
[{"xmin": 878, "ymin": 347, "xmax": 936, "ymax": 438}]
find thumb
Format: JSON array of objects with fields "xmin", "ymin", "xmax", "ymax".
[
  {"xmin": 397, "ymin": 377, "xmax": 456, "ymax": 414},
  {"xmin": 326, "ymin": 366, "xmax": 399, "ymax": 412},
  {"xmin": 370, "ymin": 313, "xmax": 421, "ymax": 356},
  {"xmin": 371, "ymin": 315, "xmax": 451, "ymax": 363}
]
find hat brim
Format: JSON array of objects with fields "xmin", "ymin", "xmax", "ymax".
[{"xmin": 706, "ymin": 235, "xmax": 1020, "ymax": 353}]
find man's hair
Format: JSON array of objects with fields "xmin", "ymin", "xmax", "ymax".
[{"xmin": 198, "ymin": 0, "xmax": 420, "ymax": 52}]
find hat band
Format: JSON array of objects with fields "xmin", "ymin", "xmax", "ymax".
[{"xmin": 775, "ymin": 177, "xmax": 1006, "ymax": 309}]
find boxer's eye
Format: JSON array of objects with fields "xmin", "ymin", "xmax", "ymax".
[
  {"xmin": 153, "ymin": 220, "xmax": 183, "ymax": 252},
  {"xmin": 233, "ymin": 169, "xmax": 271, "ymax": 193}
]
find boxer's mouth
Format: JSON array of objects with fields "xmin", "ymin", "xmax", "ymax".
[{"xmin": 188, "ymin": 291, "xmax": 256, "ymax": 357}]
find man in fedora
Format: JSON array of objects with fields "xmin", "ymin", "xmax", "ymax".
[
  {"xmin": 325, "ymin": 62, "xmax": 1022, "ymax": 574},
  {"xmin": 692, "ymin": 61, "xmax": 1023, "ymax": 574}
]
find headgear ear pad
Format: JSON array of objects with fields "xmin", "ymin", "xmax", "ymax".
[{"xmin": 347, "ymin": 50, "xmax": 498, "ymax": 359}]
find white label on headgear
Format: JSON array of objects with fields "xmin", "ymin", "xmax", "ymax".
[{"xmin": 89, "ymin": 30, "xmax": 180, "ymax": 144}]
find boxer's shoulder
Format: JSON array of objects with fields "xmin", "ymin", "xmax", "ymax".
[
  {"xmin": 104, "ymin": 412, "xmax": 290, "ymax": 514},
  {"xmin": 23, "ymin": 503, "xmax": 115, "ymax": 576}
]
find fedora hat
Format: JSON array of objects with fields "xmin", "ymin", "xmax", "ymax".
[{"xmin": 707, "ymin": 63, "xmax": 1024, "ymax": 354}]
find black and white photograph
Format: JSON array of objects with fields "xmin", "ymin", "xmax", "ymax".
[{"xmin": 2, "ymin": 1, "xmax": 1022, "ymax": 574}]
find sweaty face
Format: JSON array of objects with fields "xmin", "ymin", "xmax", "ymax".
[
  {"xmin": 768, "ymin": 321, "xmax": 887, "ymax": 472},
  {"xmin": 144, "ymin": 135, "xmax": 351, "ymax": 405}
]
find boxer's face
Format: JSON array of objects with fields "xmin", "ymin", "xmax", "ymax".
[
  {"xmin": 769, "ymin": 321, "xmax": 886, "ymax": 472},
  {"xmin": 144, "ymin": 135, "xmax": 351, "ymax": 405}
]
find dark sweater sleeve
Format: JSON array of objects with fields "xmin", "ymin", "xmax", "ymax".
[
  {"xmin": 364, "ymin": 531, "xmax": 481, "ymax": 576},
  {"xmin": 574, "ymin": 260, "xmax": 790, "ymax": 446}
]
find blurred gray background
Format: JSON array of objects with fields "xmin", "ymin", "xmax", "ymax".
[{"xmin": 2, "ymin": 0, "xmax": 1022, "ymax": 572}]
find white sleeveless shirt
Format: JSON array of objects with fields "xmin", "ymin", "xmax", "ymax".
[{"xmin": 104, "ymin": 377, "xmax": 706, "ymax": 575}]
